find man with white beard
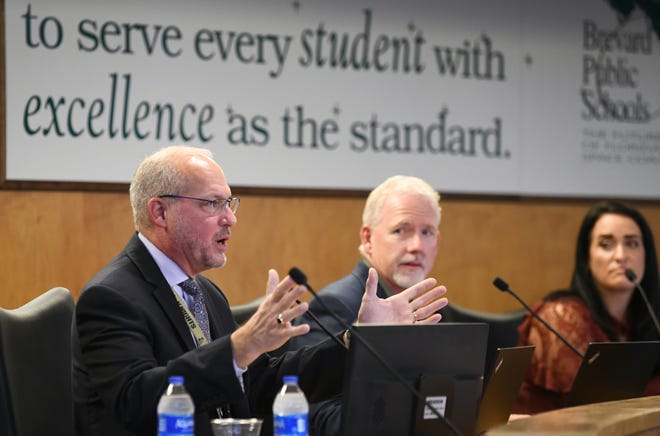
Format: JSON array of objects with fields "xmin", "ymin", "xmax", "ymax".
[
  {"xmin": 286, "ymin": 175, "xmax": 446, "ymax": 435},
  {"xmin": 289, "ymin": 174, "xmax": 444, "ymax": 348}
]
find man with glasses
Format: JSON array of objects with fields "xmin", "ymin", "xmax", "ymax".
[{"xmin": 71, "ymin": 145, "xmax": 448, "ymax": 436}]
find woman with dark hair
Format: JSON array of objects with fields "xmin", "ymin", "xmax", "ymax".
[{"xmin": 513, "ymin": 201, "xmax": 660, "ymax": 414}]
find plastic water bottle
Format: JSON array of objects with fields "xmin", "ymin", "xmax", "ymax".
[
  {"xmin": 273, "ymin": 375, "xmax": 309, "ymax": 436},
  {"xmin": 157, "ymin": 375, "xmax": 194, "ymax": 436}
]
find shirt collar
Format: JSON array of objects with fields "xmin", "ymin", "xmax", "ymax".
[{"xmin": 138, "ymin": 232, "xmax": 190, "ymax": 288}]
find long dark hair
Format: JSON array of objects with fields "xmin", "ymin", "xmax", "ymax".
[{"xmin": 563, "ymin": 201, "xmax": 660, "ymax": 341}]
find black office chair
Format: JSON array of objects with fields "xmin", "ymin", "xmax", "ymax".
[
  {"xmin": 443, "ymin": 304, "xmax": 527, "ymax": 384},
  {"xmin": 0, "ymin": 287, "xmax": 75, "ymax": 436},
  {"xmin": 230, "ymin": 295, "xmax": 266, "ymax": 325}
]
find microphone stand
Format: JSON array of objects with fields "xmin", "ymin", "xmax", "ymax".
[
  {"xmin": 625, "ymin": 269, "xmax": 660, "ymax": 337},
  {"xmin": 295, "ymin": 299, "xmax": 348, "ymax": 349},
  {"xmin": 492, "ymin": 277, "xmax": 584, "ymax": 359}
]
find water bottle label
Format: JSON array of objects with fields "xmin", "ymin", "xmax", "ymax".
[
  {"xmin": 158, "ymin": 413, "xmax": 194, "ymax": 436},
  {"xmin": 274, "ymin": 413, "xmax": 308, "ymax": 436}
]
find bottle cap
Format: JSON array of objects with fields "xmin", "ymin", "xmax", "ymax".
[
  {"xmin": 169, "ymin": 375, "xmax": 184, "ymax": 384},
  {"xmin": 283, "ymin": 375, "xmax": 298, "ymax": 384}
]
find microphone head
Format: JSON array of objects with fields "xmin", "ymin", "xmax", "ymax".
[
  {"xmin": 288, "ymin": 267, "xmax": 308, "ymax": 285},
  {"xmin": 493, "ymin": 277, "xmax": 509, "ymax": 292},
  {"xmin": 625, "ymin": 268, "xmax": 637, "ymax": 283}
]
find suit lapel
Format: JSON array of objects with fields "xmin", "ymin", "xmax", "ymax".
[
  {"xmin": 125, "ymin": 233, "xmax": 197, "ymax": 350},
  {"xmin": 153, "ymin": 285, "xmax": 197, "ymax": 350}
]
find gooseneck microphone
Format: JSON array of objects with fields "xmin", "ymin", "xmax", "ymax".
[
  {"xmin": 289, "ymin": 267, "xmax": 462, "ymax": 436},
  {"xmin": 625, "ymin": 269, "xmax": 660, "ymax": 337},
  {"xmin": 294, "ymin": 299, "xmax": 348, "ymax": 350},
  {"xmin": 492, "ymin": 277, "xmax": 584, "ymax": 359},
  {"xmin": 294, "ymin": 300, "xmax": 348, "ymax": 350}
]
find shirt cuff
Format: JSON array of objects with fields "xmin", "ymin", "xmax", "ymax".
[{"xmin": 233, "ymin": 360, "xmax": 247, "ymax": 391}]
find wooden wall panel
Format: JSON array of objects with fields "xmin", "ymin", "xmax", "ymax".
[{"xmin": 1, "ymin": 190, "xmax": 658, "ymax": 315}]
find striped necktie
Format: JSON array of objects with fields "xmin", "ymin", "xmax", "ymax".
[{"xmin": 179, "ymin": 278, "xmax": 211, "ymax": 343}]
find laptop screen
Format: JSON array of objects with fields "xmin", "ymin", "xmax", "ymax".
[
  {"xmin": 476, "ymin": 345, "xmax": 535, "ymax": 434},
  {"xmin": 567, "ymin": 340, "xmax": 660, "ymax": 407},
  {"xmin": 340, "ymin": 323, "xmax": 488, "ymax": 436}
]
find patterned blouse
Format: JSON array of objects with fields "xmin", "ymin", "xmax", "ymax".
[{"xmin": 513, "ymin": 294, "xmax": 660, "ymax": 414}]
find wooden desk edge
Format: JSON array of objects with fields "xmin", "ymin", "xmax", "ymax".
[{"xmin": 485, "ymin": 395, "xmax": 660, "ymax": 435}]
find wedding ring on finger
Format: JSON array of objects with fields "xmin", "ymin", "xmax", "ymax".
[
  {"xmin": 412, "ymin": 310, "xmax": 418, "ymax": 324},
  {"xmin": 277, "ymin": 313, "xmax": 284, "ymax": 324}
]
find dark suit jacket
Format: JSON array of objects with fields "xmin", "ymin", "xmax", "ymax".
[
  {"xmin": 72, "ymin": 233, "xmax": 347, "ymax": 436},
  {"xmin": 288, "ymin": 261, "xmax": 386, "ymax": 350}
]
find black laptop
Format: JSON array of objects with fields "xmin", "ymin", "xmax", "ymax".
[
  {"xmin": 475, "ymin": 345, "xmax": 535, "ymax": 435},
  {"xmin": 340, "ymin": 323, "xmax": 488, "ymax": 436},
  {"xmin": 566, "ymin": 341, "xmax": 660, "ymax": 407}
]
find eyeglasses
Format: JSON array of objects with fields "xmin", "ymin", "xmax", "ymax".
[{"xmin": 159, "ymin": 194, "xmax": 240, "ymax": 215}]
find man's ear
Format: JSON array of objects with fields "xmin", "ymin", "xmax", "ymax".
[
  {"xmin": 148, "ymin": 198, "xmax": 168, "ymax": 228},
  {"xmin": 360, "ymin": 225, "xmax": 372, "ymax": 255}
]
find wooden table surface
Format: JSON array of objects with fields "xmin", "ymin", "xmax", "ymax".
[{"xmin": 486, "ymin": 395, "xmax": 660, "ymax": 435}]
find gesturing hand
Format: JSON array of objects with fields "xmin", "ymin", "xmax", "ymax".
[
  {"xmin": 230, "ymin": 269, "xmax": 311, "ymax": 368},
  {"xmin": 356, "ymin": 268, "xmax": 448, "ymax": 325}
]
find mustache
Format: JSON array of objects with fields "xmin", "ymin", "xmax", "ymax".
[
  {"xmin": 398, "ymin": 254, "xmax": 424, "ymax": 266},
  {"xmin": 216, "ymin": 229, "xmax": 231, "ymax": 239}
]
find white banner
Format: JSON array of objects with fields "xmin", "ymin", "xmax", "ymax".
[{"xmin": 4, "ymin": 0, "xmax": 660, "ymax": 197}]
